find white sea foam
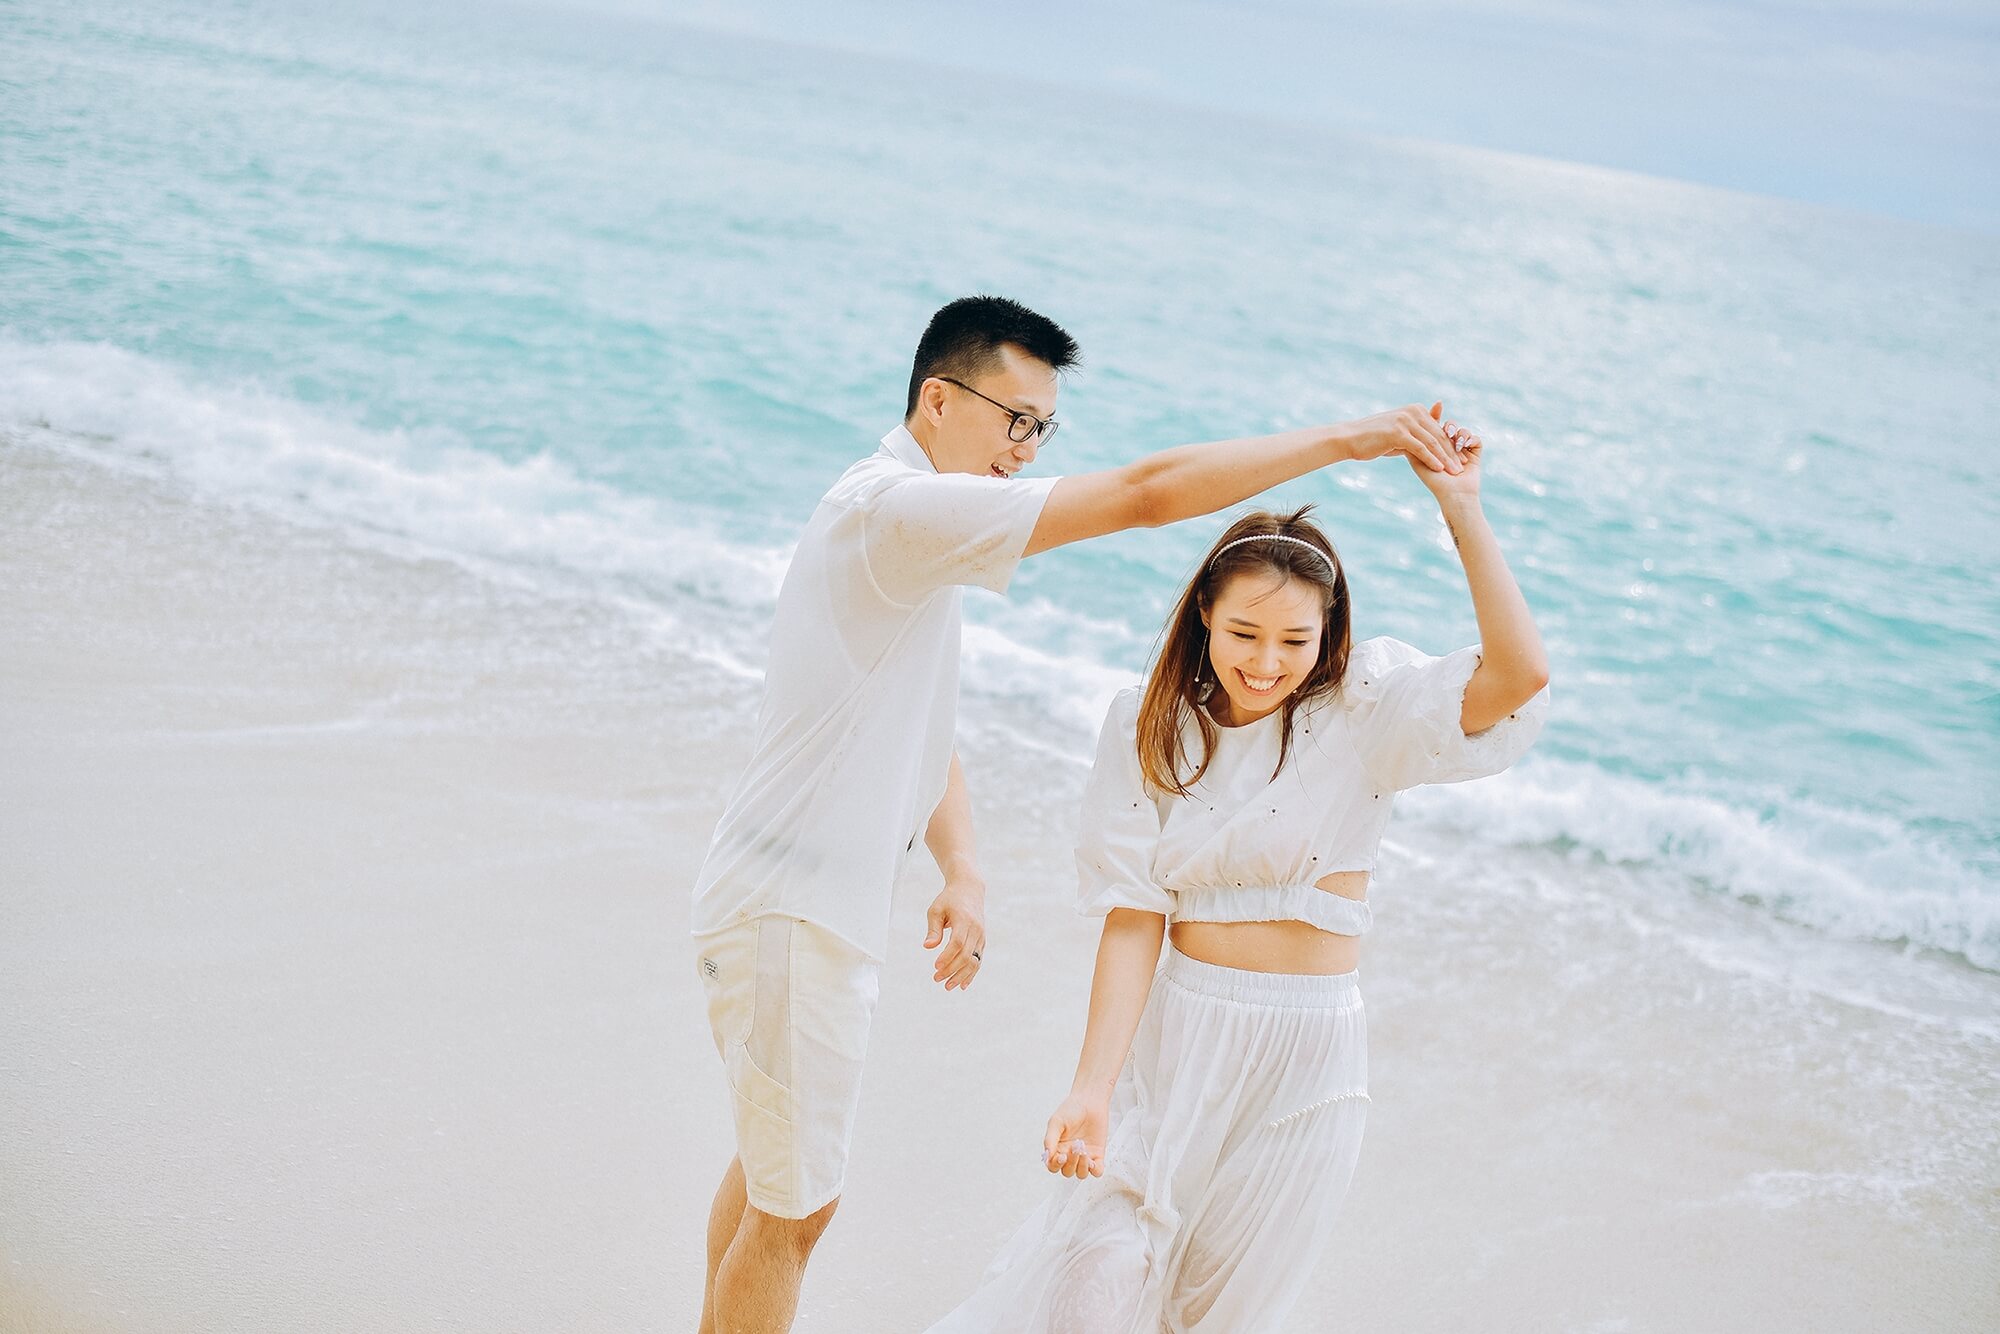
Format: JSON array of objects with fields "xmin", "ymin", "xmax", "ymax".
[
  {"xmin": 1399, "ymin": 758, "xmax": 2000, "ymax": 971},
  {"xmin": 0, "ymin": 335, "xmax": 788, "ymax": 673}
]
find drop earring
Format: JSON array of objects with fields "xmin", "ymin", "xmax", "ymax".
[{"xmin": 1195, "ymin": 627, "xmax": 1215, "ymax": 703}]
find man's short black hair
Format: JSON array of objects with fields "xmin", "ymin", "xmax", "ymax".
[{"xmin": 904, "ymin": 295, "xmax": 1080, "ymax": 418}]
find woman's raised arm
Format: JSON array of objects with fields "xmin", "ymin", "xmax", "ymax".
[{"xmin": 1409, "ymin": 412, "xmax": 1550, "ymax": 734}]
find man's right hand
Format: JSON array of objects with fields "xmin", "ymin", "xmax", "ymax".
[{"xmin": 1337, "ymin": 401, "xmax": 1463, "ymax": 474}]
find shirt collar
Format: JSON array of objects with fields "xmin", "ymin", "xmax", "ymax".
[{"xmin": 881, "ymin": 423, "xmax": 939, "ymax": 475}]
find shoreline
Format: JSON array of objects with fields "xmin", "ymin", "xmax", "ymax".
[{"xmin": 3, "ymin": 436, "xmax": 1995, "ymax": 1331}]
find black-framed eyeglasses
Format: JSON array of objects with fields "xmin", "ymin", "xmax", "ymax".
[{"xmin": 938, "ymin": 376, "xmax": 1060, "ymax": 445}]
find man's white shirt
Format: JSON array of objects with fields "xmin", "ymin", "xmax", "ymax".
[{"xmin": 691, "ymin": 425, "xmax": 1060, "ymax": 961}]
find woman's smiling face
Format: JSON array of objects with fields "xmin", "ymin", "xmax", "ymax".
[{"xmin": 1201, "ymin": 571, "xmax": 1325, "ymax": 726}]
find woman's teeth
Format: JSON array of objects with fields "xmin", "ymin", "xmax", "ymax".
[
  {"xmin": 991, "ymin": 465, "xmax": 1009, "ymax": 478},
  {"xmin": 1237, "ymin": 669, "xmax": 1280, "ymax": 693}
]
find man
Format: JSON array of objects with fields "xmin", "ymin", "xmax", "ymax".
[{"xmin": 692, "ymin": 295, "xmax": 1462, "ymax": 1332}]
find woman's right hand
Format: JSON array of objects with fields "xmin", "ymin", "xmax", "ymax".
[
  {"xmin": 1042, "ymin": 1093, "xmax": 1110, "ymax": 1179},
  {"xmin": 1338, "ymin": 402, "xmax": 1463, "ymax": 475}
]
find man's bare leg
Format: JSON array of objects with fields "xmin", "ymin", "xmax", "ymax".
[
  {"xmin": 709, "ymin": 1191, "xmax": 840, "ymax": 1334},
  {"xmin": 699, "ymin": 1157, "xmax": 749, "ymax": 1334}
]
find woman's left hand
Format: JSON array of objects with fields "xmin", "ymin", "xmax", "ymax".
[{"xmin": 1407, "ymin": 403, "xmax": 1483, "ymax": 500}]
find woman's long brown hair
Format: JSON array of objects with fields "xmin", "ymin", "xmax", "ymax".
[{"xmin": 1135, "ymin": 505, "xmax": 1353, "ymax": 797}]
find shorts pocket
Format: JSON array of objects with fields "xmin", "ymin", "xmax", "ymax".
[
  {"xmin": 790, "ymin": 928, "xmax": 880, "ymax": 1065},
  {"xmin": 725, "ymin": 1034, "xmax": 793, "ymax": 1123},
  {"xmin": 726, "ymin": 1037, "xmax": 796, "ymax": 1212}
]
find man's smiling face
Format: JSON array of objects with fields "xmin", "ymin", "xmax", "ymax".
[{"xmin": 912, "ymin": 342, "xmax": 1058, "ymax": 479}]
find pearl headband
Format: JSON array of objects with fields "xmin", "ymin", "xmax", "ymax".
[{"xmin": 1210, "ymin": 533, "xmax": 1336, "ymax": 573}]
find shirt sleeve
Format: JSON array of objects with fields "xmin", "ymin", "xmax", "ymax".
[
  {"xmin": 1075, "ymin": 687, "xmax": 1174, "ymax": 918},
  {"xmin": 1341, "ymin": 636, "xmax": 1549, "ymax": 791},
  {"xmin": 860, "ymin": 471, "xmax": 1060, "ymax": 605}
]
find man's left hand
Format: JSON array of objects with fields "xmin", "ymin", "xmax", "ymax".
[{"xmin": 924, "ymin": 876, "xmax": 988, "ymax": 991}]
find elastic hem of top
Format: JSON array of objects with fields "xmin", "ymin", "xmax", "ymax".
[
  {"xmin": 1162, "ymin": 944, "xmax": 1361, "ymax": 1008},
  {"xmin": 1171, "ymin": 883, "xmax": 1373, "ymax": 937}
]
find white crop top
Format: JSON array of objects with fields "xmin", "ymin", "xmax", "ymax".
[{"xmin": 1075, "ymin": 636, "xmax": 1550, "ymax": 936}]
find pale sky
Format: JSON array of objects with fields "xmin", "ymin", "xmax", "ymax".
[{"xmin": 587, "ymin": 0, "xmax": 2000, "ymax": 232}]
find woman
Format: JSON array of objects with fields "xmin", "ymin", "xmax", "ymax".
[{"xmin": 926, "ymin": 420, "xmax": 1551, "ymax": 1332}]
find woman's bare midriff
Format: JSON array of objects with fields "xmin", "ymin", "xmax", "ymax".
[{"xmin": 1167, "ymin": 871, "xmax": 1367, "ymax": 975}]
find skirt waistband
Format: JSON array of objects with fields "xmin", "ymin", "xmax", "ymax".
[{"xmin": 1161, "ymin": 944, "xmax": 1361, "ymax": 1008}]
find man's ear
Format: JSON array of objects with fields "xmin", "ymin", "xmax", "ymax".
[{"xmin": 921, "ymin": 377, "xmax": 949, "ymax": 424}]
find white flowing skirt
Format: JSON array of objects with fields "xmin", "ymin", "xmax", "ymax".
[{"xmin": 927, "ymin": 945, "xmax": 1369, "ymax": 1334}]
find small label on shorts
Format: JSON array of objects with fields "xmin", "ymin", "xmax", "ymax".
[{"xmin": 701, "ymin": 957, "xmax": 718, "ymax": 978}]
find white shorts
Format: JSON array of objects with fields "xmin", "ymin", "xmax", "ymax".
[
  {"xmin": 927, "ymin": 945, "xmax": 1368, "ymax": 1332},
  {"xmin": 694, "ymin": 915, "xmax": 880, "ymax": 1219}
]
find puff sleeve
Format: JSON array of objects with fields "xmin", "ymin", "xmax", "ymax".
[
  {"xmin": 1074, "ymin": 687, "xmax": 1174, "ymax": 917},
  {"xmin": 1340, "ymin": 636, "xmax": 1549, "ymax": 791}
]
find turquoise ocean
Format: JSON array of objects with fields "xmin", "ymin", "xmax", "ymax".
[{"xmin": 6, "ymin": 0, "xmax": 1998, "ymax": 995}]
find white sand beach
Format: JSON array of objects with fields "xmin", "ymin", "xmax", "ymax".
[{"xmin": 4, "ymin": 436, "xmax": 1997, "ymax": 1332}]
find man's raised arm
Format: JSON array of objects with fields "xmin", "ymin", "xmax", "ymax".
[{"xmin": 1023, "ymin": 403, "xmax": 1461, "ymax": 558}]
